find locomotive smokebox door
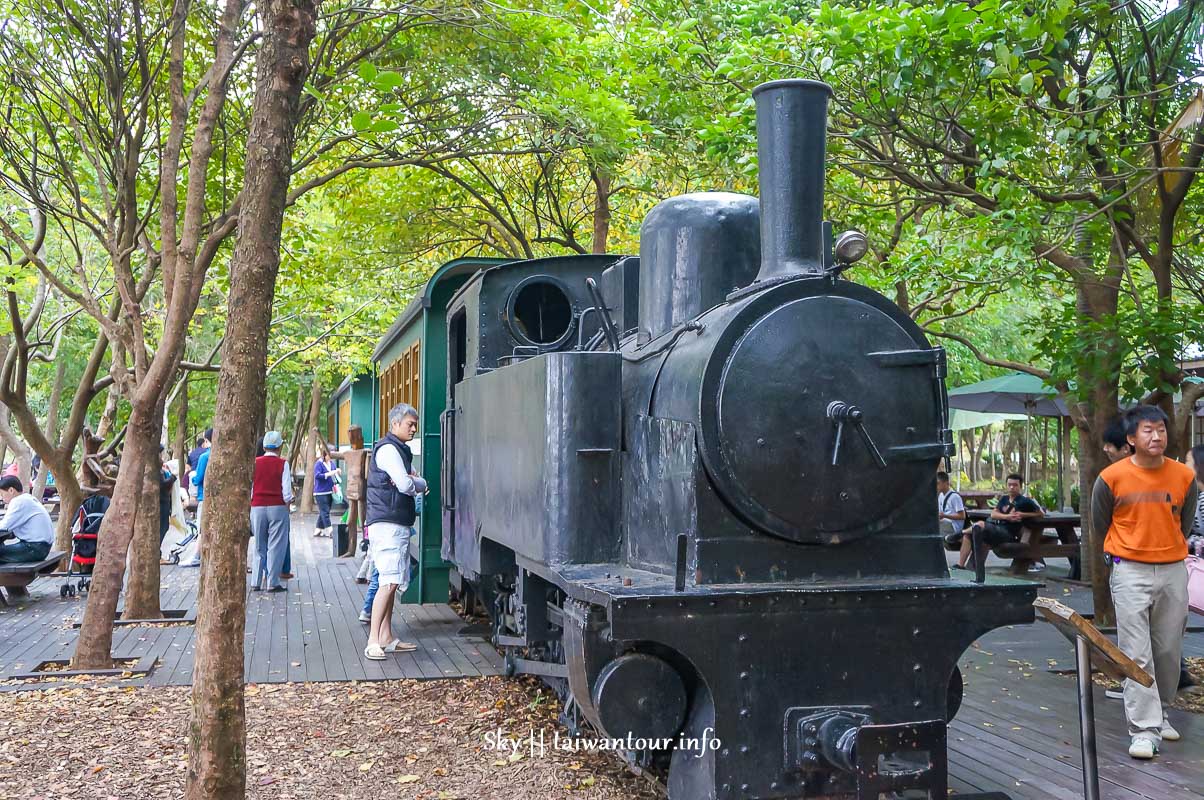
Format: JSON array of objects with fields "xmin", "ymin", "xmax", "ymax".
[{"xmin": 698, "ymin": 281, "xmax": 948, "ymax": 544}]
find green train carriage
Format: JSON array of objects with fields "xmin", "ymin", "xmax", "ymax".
[{"xmin": 325, "ymin": 257, "xmax": 505, "ymax": 604}]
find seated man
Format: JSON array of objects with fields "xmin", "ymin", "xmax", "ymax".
[
  {"xmin": 0, "ymin": 476, "xmax": 54, "ymax": 564},
  {"xmin": 956, "ymin": 473, "xmax": 1042, "ymax": 569},
  {"xmin": 937, "ymin": 471, "xmax": 966, "ymax": 544}
]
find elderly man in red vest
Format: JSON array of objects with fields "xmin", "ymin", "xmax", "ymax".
[{"xmin": 251, "ymin": 431, "xmax": 294, "ymax": 592}]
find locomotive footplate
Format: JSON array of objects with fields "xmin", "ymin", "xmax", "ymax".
[{"xmin": 530, "ymin": 557, "xmax": 1036, "ymax": 800}]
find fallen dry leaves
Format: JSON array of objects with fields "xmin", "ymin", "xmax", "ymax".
[
  {"xmin": 0, "ymin": 677, "xmax": 664, "ymax": 800},
  {"xmin": 1083, "ymin": 656, "xmax": 1204, "ymax": 713}
]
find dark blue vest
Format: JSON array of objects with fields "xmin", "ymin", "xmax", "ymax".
[{"xmin": 365, "ymin": 433, "xmax": 417, "ymax": 527}]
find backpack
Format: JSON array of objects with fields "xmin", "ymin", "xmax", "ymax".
[{"xmin": 940, "ymin": 491, "xmax": 965, "ymax": 547}]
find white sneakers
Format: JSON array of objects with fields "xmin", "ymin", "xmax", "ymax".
[
  {"xmin": 358, "ymin": 610, "xmax": 371, "ymax": 623},
  {"xmin": 1129, "ymin": 734, "xmax": 1157, "ymax": 759},
  {"xmin": 1128, "ymin": 721, "xmax": 1181, "ymax": 760}
]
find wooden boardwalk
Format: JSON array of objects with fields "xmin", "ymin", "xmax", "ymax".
[
  {"xmin": 0, "ymin": 513, "xmax": 503, "ymax": 688},
  {"xmin": 2, "ymin": 525, "xmax": 1204, "ymax": 797}
]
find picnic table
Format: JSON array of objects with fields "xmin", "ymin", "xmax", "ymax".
[
  {"xmin": 958, "ymin": 489, "xmax": 1000, "ymax": 509},
  {"xmin": 966, "ymin": 508, "xmax": 1081, "ymax": 579}
]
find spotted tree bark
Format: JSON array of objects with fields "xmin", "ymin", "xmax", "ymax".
[
  {"xmin": 184, "ymin": 1, "xmax": 317, "ymax": 797},
  {"xmin": 72, "ymin": 0, "xmax": 246, "ymax": 671},
  {"xmin": 123, "ymin": 401, "xmax": 166, "ymax": 620}
]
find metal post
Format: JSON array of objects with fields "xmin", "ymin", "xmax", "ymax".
[
  {"xmin": 1075, "ymin": 635, "xmax": 1101, "ymax": 800},
  {"xmin": 1024, "ymin": 409, "xmax": 1032, "ymax": 485},
  {"xmin": 1056, "ymin": 416, "xmax": 1064, "ymax": 510},
  {"xmin": 972, "ymin": 526, "xmax": 986, "ymax": 585}
]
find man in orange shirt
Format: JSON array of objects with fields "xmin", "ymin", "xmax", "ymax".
[{"xmin": 1092, "ymin": 405, "xmax": 1198, "ymax": 759}]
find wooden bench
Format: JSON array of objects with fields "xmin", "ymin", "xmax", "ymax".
[
  {"xmin": 0, "ymin": 550, "xmax": 66, "ymax": 605},
  {"xmin": 994, "ymin": 539, "xmax": 1081, "ymax": 575},
  {"xmin": 964, "ymin": 510, "xmax": 1081, "ymax": 578}
]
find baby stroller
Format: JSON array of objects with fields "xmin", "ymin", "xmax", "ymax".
[
  {"xmin": 164, "ymin": 519, "xmax": 199, "ymax": 565},
  {"xmin": 62, "ymin": 494, "xmax": 109, "ymax": 598}
]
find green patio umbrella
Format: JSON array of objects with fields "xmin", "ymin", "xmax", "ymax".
[
  {"xmin": 947, "ymin": 409, "xmax": 1028, "ymax": 491},
  {"xmin": 948, "ymin": 372, "xmax": 1070, "ymax": 492}
]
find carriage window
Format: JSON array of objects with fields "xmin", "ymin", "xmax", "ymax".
[{"xmin": 507, "ymin": 278, "xmax": 573, "ymax": 346}]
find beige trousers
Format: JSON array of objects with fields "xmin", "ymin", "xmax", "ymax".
[{"xmin": 1110, "ymin": 559, "xmax": 1188, "ymax": 740}]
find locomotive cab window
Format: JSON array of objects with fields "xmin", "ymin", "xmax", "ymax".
[
  {"xmin": 505, "ymin": 276, "xmax": 575, "ymax": 349},
  {"xmin": 449, "ymin": 308, "xmax": 467, "ymax": 400}
]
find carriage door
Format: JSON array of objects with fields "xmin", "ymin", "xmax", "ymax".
[{"xmin": 441, "ymin": 308, "xmax": 468, "ymax": 558}]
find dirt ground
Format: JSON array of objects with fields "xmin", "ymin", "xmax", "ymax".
[{"xmin": 0, "ymin": 676, "xmax": 665, "ymax": 800}]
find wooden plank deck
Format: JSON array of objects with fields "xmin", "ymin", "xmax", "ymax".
[
  {"xmin": 0, "ymin": 513, "xmax": 503, "ymax": 686},
  {"xmin": 2, "ymin": 520, "xmax": 1204, "ymax": 797}
]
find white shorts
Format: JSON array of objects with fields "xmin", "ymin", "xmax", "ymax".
[{"xmin": 367, "ymin": 523, "xmax": 413, "ymax": 587}]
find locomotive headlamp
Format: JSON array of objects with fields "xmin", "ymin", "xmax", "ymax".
[{"xmin": 834, "ymin": 229, "xmax": 869, "ymax": 264}]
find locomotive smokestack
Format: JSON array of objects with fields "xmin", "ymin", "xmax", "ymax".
[{"xmin": 753, "ymin": 79, "xmax": 832, "ymax": 282}]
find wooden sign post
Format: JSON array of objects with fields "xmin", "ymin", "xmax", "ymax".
[{"xmin": 1034, "ymin": 597, "xmax": 1154, "ymax": 800}]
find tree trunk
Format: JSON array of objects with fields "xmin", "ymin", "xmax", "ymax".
[
  {"xmin": 972, "ymin": 428, "xmax": 987, "ymax": 482},
  {"xmin": 0, "ymin": 406, "xmax": 32, "ymax": 487},
  {"xmin": 123, "ymin": 401, "xmax": 165, "ymax": 620},
  {"xmin": 176, "ymin": 376, "xmax": 189, "ymax": 475},
  {"xmin": 33, "ymin": 354, "xmax": 69, "ymax": 501},
  {"xmin": 1060, "ymin": 415, "xmax": 1073, "ymax": 511},
  {"xmin": 72, "ymin": 403, "xmax": 164, "ymax": 668},
  {"xmin": 96, "ymin": 384, "xmax": 121, "ymax": 439},
  {"xmin": 1078, "ymin": 397, "xmax": 1115, "ymax": 621},
  {"xmin": 1042, "ymin": 417, "xmax": 1050, "ymax": 483},
  {"xmin": 297, "ymin": 379, "xmax": 321, "ymax": 513},
  {"xmin": 590, "ymin": 167, "xmax": 611, "ymax": 254},
  {"xmin": 1074, "ymin": 269, "xmax": 1122, "ymax": 625},
  {"xmin": 268, "ymin": 398, "xmax": 284, "ymax": 432},
  {"xmin": 53, "ymin": 468, "xmax": 82, "ymax": 555},
  {"xmin": 185, "ymin": 3, "xmax": 317, "ymax": 796},
  {"xmin": 1018, "ymin": 423, "xmax": 1028, "ymax": 481},
  {"xmin": 286, "ymin": 383, "xmax": 305, "ymax": 462}
]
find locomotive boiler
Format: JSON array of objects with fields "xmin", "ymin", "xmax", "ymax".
[{"xmin": 440, "ymin": 79, "xmax": 1036, "ymax": 800}]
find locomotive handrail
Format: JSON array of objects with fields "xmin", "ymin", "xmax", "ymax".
[
  {"xmin": 577, "ymin": 306, "xmax": 604, "ymax": 350},
  {"xmin": 621, "ymin": 320, "xmax": 704, "ymax": 363},
  {"xmin": 584, "ymin": 277, "xmax": 620, "ymax": 350}
]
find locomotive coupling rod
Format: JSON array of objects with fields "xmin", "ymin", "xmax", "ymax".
[{"xmin": 826, "ymin": 401, "xmax": 888, "ymax": 469}]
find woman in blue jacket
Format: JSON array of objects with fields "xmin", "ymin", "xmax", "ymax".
[{"xmin": 313, "ymin": 450, "xmax": 340, "ymax": 537}]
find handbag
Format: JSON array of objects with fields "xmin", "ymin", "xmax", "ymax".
[
  {"xmin": 1187, "ymin": 555, "xmax": 1204, "ymax": 615},
  {"xmin": 332, "ymin": 483, "xmax": 344, "ymax": 504}
]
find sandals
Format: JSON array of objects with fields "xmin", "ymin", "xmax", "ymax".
[
  {"xmin": 385, "ymin": 639, "xmax": 418, "ymax": 653},
  {"xmin": 365, "ymin": 640, "xmax": 419, "ymax": 660}
]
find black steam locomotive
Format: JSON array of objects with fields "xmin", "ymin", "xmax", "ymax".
[{"xmin": 440, "ymin": 79, "xmax": 1036, "ymax": 799}]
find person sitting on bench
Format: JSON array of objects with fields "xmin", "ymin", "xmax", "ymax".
[
  {"xmin": 0, "ymin": 475, "xmax": 54, "ymax": 564},
  {"xmin": 956, "ymin": 473, "xmax": 1043, "ymax": 570}
]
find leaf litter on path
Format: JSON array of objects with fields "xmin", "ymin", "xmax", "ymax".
[{"xmin": 0, "ymin": 676, "xmax": 663, "ymax": 799}]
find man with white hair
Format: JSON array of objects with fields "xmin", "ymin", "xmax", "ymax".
[
  {"xmin": 363, "ymin": 403, "xmax": 426, "ymax": 659},
  {"xmin": 251, "ymin": 431, "xmax": 294, "ymax": 592}
]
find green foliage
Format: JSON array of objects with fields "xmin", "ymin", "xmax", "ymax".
[{"xmin": 1, "ymin": 0, "xmax": 1202, "ymax": 450}]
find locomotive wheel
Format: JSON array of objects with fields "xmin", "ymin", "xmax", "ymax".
[{"xmin": 592, "ymin": 654, "xmax": 688, "ymax": 742}]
